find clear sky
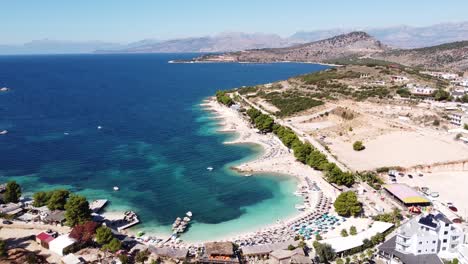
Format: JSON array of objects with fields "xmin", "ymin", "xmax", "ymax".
[{"xmin": 2, "ymin": 0, "xmax": 468, "ymax": 44}]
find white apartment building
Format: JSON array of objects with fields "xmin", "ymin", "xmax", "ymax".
[
  {"xmin": 395, "ymin": 213, "xmax": 464, "ymax": 257},
  {"xmin": 407, "ymin": 84, "xmax": 437, "ymax": 96},
  {"xmin": 448, "ymin": 112, "xmax": 468, "ymax": 126}
]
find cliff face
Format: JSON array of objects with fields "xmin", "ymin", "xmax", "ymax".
[{"xmin": 197, "ymin": 32, "xmax": 389, "ymax": 63}]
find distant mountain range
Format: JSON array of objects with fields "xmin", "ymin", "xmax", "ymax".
[
  {"xmin": 96, "ymin": 32, "xmax": 298, "ymax": 53},
  {"xmin": 1, "ymin": 21, "xmax": 467, "ymax": 55}
]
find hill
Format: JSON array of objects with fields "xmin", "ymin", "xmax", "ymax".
[
  {"xmin": 375, "ymin": 41, "xmax": 468, "ymax": 70},
  {"xmin": 193, "ymin": 32, "xmax": 388, "ymax": 63},
  {"xmin": 291, "ymin": 21, "xmax": 468, "ymax": 48}
]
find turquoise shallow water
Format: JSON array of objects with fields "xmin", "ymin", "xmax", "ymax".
[{"xmin": 0, "ymin": 54, "xmax": 327, "ymax": 241}]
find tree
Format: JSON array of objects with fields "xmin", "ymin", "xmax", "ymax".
[
  {"xmin": 315, "ymin": 234, "xmax": 323, "ymax": 241},
  {"xmin": 433, "ymin": 89, "xmax": 451, "ymax": 101},
  {"xmin": 313, "ymin": 242, "xmax": 335, "ymax": 263},
  {"xmin": 119, "ymin": 254, "xmax": 129, "ymax": 264},
  {"xmin": 135, "ymin": 249, "xmax": 150, "ymax": 264},
  {"xmin": 298, "ymin": 240, "xmax": 306, "ymax": 249},
  {"xmin": 287, "ymin": 244, "xmax": 296, "ymax": 250},
  {"xmin": 102, "ymin": 238, "xmax": 121, "ymax": 253},
  {"xmin": 293, "ymin": 143, "xmax": 312, "ymax": 163},
  {"xmin": 47, "ymin": 189, "xmax": 70, "ymax": 210},
  {"xmin": 334, "ymin": 191, "xmax": 362, "ymax": 217},
  {"xmin": 432, "ymin": 119, "xmax": 440, "ymax": 126},
  {"xmin": 349, "ymin": 226, "xmax": 357, "ymax": 236},
  {"xmin": 95, "ymin": 226, "xmax": 114, "ymax": 245},
  {"xmin": 32, "ymin": 191, "xmax": 51, "ymax": 207},
  {"xmin": 64, "ymin": 195, "xmax": 92, "ymax": 226},
  {"xmin": 69, "ymin": 221, "xmax": 99, "ymax": 244},
  {"xmin": 353, "ymin": 141, "xmax": 365, "ymax": 151},
  {"xmin": 464, "ymin": 123, "xmax": 468, "ymax": 130},
  {"xmin": 340, "ymin": 229, "xmax": 348, "ymax": 237},
  {"xmin": 3, "ymin": 181, "xmax": 21, "ymax": 203},
  {"xmin": 336, "ymin": 258, "xmax": 344, "ymax": 264},
  {"xmin": 0, "ymin": 239, "xmax": 6, "ymax": 257}
]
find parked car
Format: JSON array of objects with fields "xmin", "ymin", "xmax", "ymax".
[
  {"xmin": 408, "ymin": 174, "xmax": 413, "ymax": 179},
  {"xmin": 399, "ymin": 172, "xmax": 404, "ymax": 177},
  {"xmin": 418, "ymin": 173, "xmax": 424, "ymax": 177},
  {"xmin": 2, "ymin": 220, "xmax": 12, "ymax": 225}
]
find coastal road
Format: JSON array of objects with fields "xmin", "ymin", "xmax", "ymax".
[{"xmin": 236, "ymin": 92, "xmax": 349, "ymax": 172}]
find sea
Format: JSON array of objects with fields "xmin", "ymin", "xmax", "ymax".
[{"xmin": 0, "ymin": 53, "xmax": 328, "ymax": 242}]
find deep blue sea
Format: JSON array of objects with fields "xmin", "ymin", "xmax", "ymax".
[{"xmin": 0, "ymin": 54, "xmax": 327, "ymax": 241}]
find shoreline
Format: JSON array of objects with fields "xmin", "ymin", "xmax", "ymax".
[
  {"xmin": 169, "ymin": 60, "xmax": 341, "ymax": 67},
  {"xmin": 200, "ymin": 98, "xmax": 338, "ymax": 200}
]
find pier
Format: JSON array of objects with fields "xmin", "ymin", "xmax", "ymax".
[
  {"xmin": 117, "ymin": 211, "xmax": 140, "ymax": 232},
  {"xmin": 89, "ymin": 199, "xmax": 108, "ymax": 213}
]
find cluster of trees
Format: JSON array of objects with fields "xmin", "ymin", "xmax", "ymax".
[
  {"xmin": 32, "ymin": 189, "xmax": 91, "ymax": 226},
  {"xmin": 433, "ymin": 89, "xmax": 451, "ymax": 101},
  {"xmin": 396, "ymin": 87, "xmax": 411, "ymax": 98},
  {"xmin": 215, "ymin": 91, "xmax": 233, "ymax": 106},
  {"xmin": 373, "ymin": 208, "xmax": 402, "ymax": 225},
  {"xmin": 246, "ymin": 108, "xmax": 274, "ymax": 133},
  {"xmin": 245, "ymin": 108, "xmax": 355, "ymax": 187},
  {"xmin": 356, "ymin": 172, "xmax": 384, "ymax": 190},
  {"xmin": 333, "ymin": 191, "xmax": 362, "ymax": 217},
  {"xmin": 313, "ymin": 241, "xmax": 336, "ymax": 263},
  {"xmin": 2, "ymin": 181, "xmax": 22, "ymax": 204},
  {"xmin": 68, "ymin": 222, "xmax": 121, "ymax": 254},
  {"xmin": 340, "ymin": 226, "xmax": 358, "ymax": 237}
]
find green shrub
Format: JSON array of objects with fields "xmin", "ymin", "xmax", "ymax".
[{"xmin": 353, "ymin": 141, "xmax": 365, "ymax": 151}]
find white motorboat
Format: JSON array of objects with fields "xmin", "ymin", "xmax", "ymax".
[
  {"xmin": 0, "ymin": 130, "xmax": 8, "ymax": 135},
  {"xmin": 113, "ymin": 186, "xmax": 120, "ymax": 191},
  {"xmin": 186, "ymin": 211, "xmax": 192, "ymax": 217},
  {"xmin": 206, "ymin": 167, "xmax": 213, "ymax": 171}
]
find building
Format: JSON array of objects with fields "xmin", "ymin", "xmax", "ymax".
[
  {"xmin": 383, "ymin": 184, "xmax": 431, "ymax": 207},
  {"xmin": 457, "ymin": 244, "xmax": 468, "ymax": 264},
  {"xmin": 408, "ymin": 85, "xmax": 437, "ymax": 96},
  {"xmin": 392, "ymin": 76, "xmax": 410, "ymax": 82},
  {"xmin": 378, "ymin": 236, "xmax": 443, "ymax": 264},
  {"xmin": 43, "ymin": 210, "xmax": 66, "ymax": 225},
  {"xmin": 241, "ymin": 240, "xmax": 298, "ymax": 259},
  {"xmin": 379, "ymin": 212, "xmax": 464, "ymax": 263},
  {"xmin": 448, "ymin": 112, "xmax": 468, "ymax": 127},
  {"xmin": 313, "ymin": 221, "xmax": 394, "ymax": 254},
  {"xmin": 269, "ymin": 248, "xmax": 311, "ymax": 264},
  {"xmin": 36, "ymin": 232, "xmax": 55, "ymax": 249},
  {"xmin": 201, "ymin": 242, "xmax": 239, "ymax": 263},
  {"xmin": 0, "ymin": 202, "xmax": 23, "ymax": 216},
  {"xmin": 49, "ymin": 234, "xmax": 76, "ymax": 256},
  {"xmin": 148, "ymin": 246, "xmax": 188, "ymax": 262}
]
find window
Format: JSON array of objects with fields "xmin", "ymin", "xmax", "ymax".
[
  {"xmin": 445, "ymin": 223, "xmax": 449, "ymax": 227},
  {"xmin": 431, "ymin": 249, "xmax": 435, "ymax": 252},
  {"xmin": 419, "ymin": 241, "xmax": 422, "ymax": 245},
  {"xmin": 443, "ymin": 239, "xmax": 448, "ymax": 243},
  {"xmin": 433, "ymin": 241, "xmax": 436, "ymax": 244},
  {"xmin": 444, "ymin": 231, "xmax": 448, "ymax": 235},
  {"xmin": 418, "ymin": 250, "xmax": 421, "ymax": 253},
  {"xmin": 442, "ymin": 247, "xmax": 447, "ymax": 251}
]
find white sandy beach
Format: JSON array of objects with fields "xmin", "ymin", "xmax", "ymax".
[{"xmin": 202, "ymin": 98, "xmax": 338, "ymax": 200}]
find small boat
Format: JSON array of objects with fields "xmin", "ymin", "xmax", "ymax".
[
  {"xmin": 0, "ymin": 130, "xmax": 8, "ymax": 135},
  {"xmin": 431, "ymin": 192, "xmax": 439, "ymax": 198},
  {"xmin": 97, "ymin": 126, "xmax": 103, "ymax": 130},
  {"xmin": 186, "ymin": 211, "xmax": 192, "ymax": 217},
  {"xmin": 206, "ymin": 167, "xmax": 213, "ymax": 171},
  {"xmin": 244, "ymin": 174, "xmax": 252, "ymax": 177},
  {"xmin": 64, "ymin": 132, "xmax": 69, "ymax": 135},
  {"xmin": 113, "ymin": 186, "xmax": 120, "ymax": 191},
  {"xmin": 0, "ymin": 87, "xmax": 9, "ymax": 92}
]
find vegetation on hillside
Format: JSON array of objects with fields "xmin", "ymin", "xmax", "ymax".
[
  {"xmin": 263, "ymin": 91, "xmax": 324, "ymax": 116},
  {"xmin": 216, "ymin": 90, "xmax": 234, "ymax": 106}
]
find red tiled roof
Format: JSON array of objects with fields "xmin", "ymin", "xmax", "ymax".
[{"xmin": 36, "ymin": 232, "xmax": 54, "ymax": 243}]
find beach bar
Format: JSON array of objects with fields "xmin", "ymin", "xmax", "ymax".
[{"xmin": 383, "ymin": 184, "xmax": 431, "ymax": 207}]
